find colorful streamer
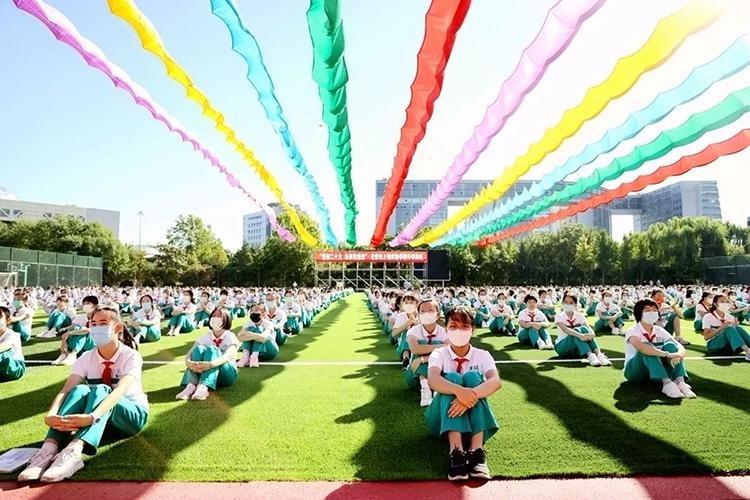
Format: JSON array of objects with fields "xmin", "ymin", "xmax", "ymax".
[
  {"xmin": 443, "ymin": 34, "xmax": 750, "ymax": 245},
  {"xmin": 208, "ymin": 0, "xmax": 337, "ymax": 245},
  {"xmin": 370, "ymin": 0, "xmax": 471, "ymax": 246},
  {"xmin": 478, "ymin": 127, "xmax": 750, "ymax": 246},
  {"xmin": 388, "ymin": 0, "xmax": 606, "ymax": 246},
  {"xmin": 469, "ymin": 86, "xmax": 750, "ymax": 242},
  {"xmin": 307, "ymin": 0, "xmax": 358, "ymax": 245},
  {"xmin": 13, "ymin": 0, "xmax": 295, "ymax": 242},
  {"xmin": 106, "ymin": 0, "xmax": 317, "ymax": 246},
  {"xmin": 405, "ymin": 0, "xmax": 723, "ymax": 247}
]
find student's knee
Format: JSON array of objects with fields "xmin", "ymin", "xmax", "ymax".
[
  {"xmin": 661, "ymin": 341, "xmax": 679, "ymax": 353},
  {"xmin": 191, "ymin": 344, "xmax": 208, "ymax": 360},
  {"xmin": 462, "ymin": 371, "xmax": 483, "ymax": 388},
  {"xmin": 88, "ymin": 384, "xmax": 112, "ymax": 399},
  {"xmin": 443, "ymin": 372, "xmax": 463, "ymax": 385},
  {"xmin": 67, "ymin": 384, "xmax": 92, "ymax": 399}
]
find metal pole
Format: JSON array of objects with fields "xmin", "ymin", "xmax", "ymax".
[{"xmin": 137, "ymin": 211, "xmax": 144, "ymax": 250}]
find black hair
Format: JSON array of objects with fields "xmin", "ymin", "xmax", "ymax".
[
  {"xmin": 220, "ymin": 289, "xmax": 229, "ymax": 296},
  {"xmin": 0, "ymin": 306, "xmax": 10, "ymax": 323},
  {"xmin": 686, "ymin": 289, "xmax": 694, "ymax": 299},
  {"xmin": 523, "ymin": 294, "xmax": 538, "ymax": 304},
  {"xmin": 56, "ymin": 295, "xmax": 69, "ymax": 304},
  {"xmin": 82, "ymin": 295, "xmax": 99, "ymax": 306},
  {"xmin": 140, "ymin": 294, "xmax": 154, "ymax": 305},
  {"xmin": 700, "ymin": 291, "xmax": 712, "ymax": 304},
  {"xmin": 183, "ymin": 290, "xmax": 194, "ymax": 301},
  {"xmin": 633, "ymin": 299, "xmax": 658, "ymax": 322},
  {"xmin": 562, "ymin": 293, "xmax": 577, "ymax": 304},
  {"xmin": 209, "ymin": 307, "xmax": 233, "ymax": 330},
  {"xmin": 445, "ymin": 306, "xmax": 473, "ymax": 328},
  {"xmin": 710, "ymin": 294, "xmax": 727, "ymax": 314}
]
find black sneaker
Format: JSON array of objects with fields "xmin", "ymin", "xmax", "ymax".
[
  {"xmin": 401, "ymin": 355, "xmax": 410, "ymax": 371},
  {"xmin": 467, "ymin": 448, "xmax": 491, "ymax": 479},
  {"xmin": 448, "ymin": 448, "xmax": 469, "ymax": 481},
  {"xmin": 497, "ymin": 328, "xmax": 505, "ymax": 336}
]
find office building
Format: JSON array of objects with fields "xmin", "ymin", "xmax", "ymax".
[
  {"xmin": 0, "ymin": 186, "xmax": 120, "ymax": 237},
  {"xmin": 243, "ymin": 202, "xmax": 301, "ymax": 247}
]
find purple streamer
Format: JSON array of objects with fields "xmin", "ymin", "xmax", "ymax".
[
  {"xmin": 391, "ymin": 0, "xmax": 606, "ymax": 246},
  {"xmin": 13, "ymin": 0, "xmax": 295, "ymax": 242}
]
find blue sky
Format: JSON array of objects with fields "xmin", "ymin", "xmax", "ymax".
[{"xmin": 2, "ymin": 0, "xmax": 749, "ymax": 249}]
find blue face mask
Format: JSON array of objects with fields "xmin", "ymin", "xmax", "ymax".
[{"xmin": 90, "ymin": 325, "xmax": 114, "ymax": 347}]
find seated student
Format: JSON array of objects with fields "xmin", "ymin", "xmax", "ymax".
[
  {"xmin": 555, "ymin": 294, "xmax": 611, "ymax": 366},
  {"xmin": 176, "ymin": 308, "xmax": 239, "ymax": 400},
  {"xmin": 618, "ymin": 290, "xmax": 635, "ymax": 321},
  {"xmin": 281, "ymin": 290, "xmax": 303, "ymax": 336},
  {"xmin": 405, "ymin": 298, "xmax": 447, "ymax": 407},
  {"xmin": 473, "ymin": 289, "xmax": 492, "ymax": 328},
  {"xmin": 0, "ymin": 306, "xmax": 26, "ymax": 382},
  {"xmin": 681, "ymin": 289, "xmax": 697, "ymax": 320},
  {"xmin": 265, "ymin": 293, "xmax": 288, "ymax": 346},
  {"xmin": 727, "ymin": 290, "xmax": 750, "ymax": 325},
  {"xmin": 425, "ymin": 306, "xmax": 501, "ymax": 481},
  {"xmin": 193, "ymin": 292, "xmax": 214, "ymax": 328},
  {"xmin": 9, "ymin": 290, "xmax": 34, "ymax": 343},
  {"xmin": 18, "ymin": 306, "xmax": 148, "ymax": 482},
  {"xmin": 538, "ymin": 289, "xmax": 556, "ymax": 322},
  {"xmin": 158, "ymin": 291, "xmax": 175, "ymax": 319},
  {"xmin": 488, "ymin": 292, "xmax": 516, "ymax": 336},
  {"xmin": 623, "ymin": 299, "xmax": 696, "ymax": 399},
  {"xmin": 217, "ymin": 289, "xmax": 234, "ymax": 320},
  {"xmin": 594, "ymin": 291, "xmax": 625, "ymax": 335},
  {"xmin": 694, "ymin": 292, "xmax": 713, "ymax": 332},
  {"xmin": 298, "ymin": 291, "xmax": 314, "ymax": 328},
  {"xmin": 42, "ymin": 296, "xmax": 75, "ymax": 339},
  {"xmin": 231, "ymin": 290, "xmax": 247, "ymax": 319},
  {"xmin": 517, "ymin": 295, "xmax": 553, "ymax": 350},
  {"xmin": 52, "ymin": 295, "xmax": 98, "ymax": 366},
  {"xmin": 165, "ymin": 290, "xmax": 196, "ymax": 336},
  {"xmin": 651, "ymin": 289, "xmax": 689, "ymax": 346},
  {"xmin": 128, "ymin": 295, "xmax": 162, "ymax": 343},
  {"xmin": 585, "ymin": 290, "xmax": 599, "ymax": 317},
  {"xmin": 392, "ymin": 294, "xmax": 419, "ymax": 370},
  {"xmin": 702, "ymin": 294, "xmax": 750, "ymax": 361},
  {"xmin": 238, "ymin": 303, "xmax": 279, "ymax": 368},
  {"xmin": 118, "ymin": 290, "xmax": 132, "ymax": 315}
]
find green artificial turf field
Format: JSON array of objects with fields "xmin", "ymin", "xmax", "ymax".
[{"xmin": 1, "ymin": 293, "xmax": 749, "ymax": 481}]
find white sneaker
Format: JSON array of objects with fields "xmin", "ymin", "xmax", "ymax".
[
  {"xmin": 545, "ymin": 339, "xmax": 554, "ymax": 350},
  {"xmin": 238, "ymin": 351, "xmax": 251, "ymax": 367},
  {"xmin": 536, "ymin": 339, "xmax": 546, "ymax": 350},
  {"xmin": 62, "ymin": 353, "xmax": 77, "ymax": 366},
  {"xmin": 612, "ymin": 327, "xmax": 622, "ymax": 335},
  {"xmin": 677, "ymin": 381, "xmax": 697, "ymax": 398},
  {"xmin": 191, "ymin": 384, "xmax": 209, "ymax": 401},
  {"xmin": 420, "ymin": 388, "xmax": 433, "ymax": 407},
  {"xmin": 587, "ymin": 352, "xmax": 601, "ymax": 366},
  {"xmin": 249, "ymin": 356, "xmax": 260, "ymax": 368},
  {"xmin": 17, "ymin": 446, "xmax": 57, "ymax": 481},
  {"xmin": 745, "ymin": 352, "xmax": 750, "ymax": 362},
  {"xmin": 597, "ymin": 353, "xmax": 612, "ymax": 366},
  {"xmin": 175, "ymin": 383, "xmax": 196, "ymax": 400},
  {"xmin": 40, "ymin": 448, "xmax": 84, "ymax": 482},
  {"xmin": 41, "ymin": 330, "xmax": 57, "ymax": 339},
  {"xmin": 662, "ymin": 381, "xmax": 684, "ymax": 399},
  {"xmin": 51, "ymin": 353, "xmax": 67, "ymax": 366}
]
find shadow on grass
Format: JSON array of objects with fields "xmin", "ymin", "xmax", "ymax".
[{"xmin": 1, "ymin": 296, "xmax": 351, "ymax": 485}]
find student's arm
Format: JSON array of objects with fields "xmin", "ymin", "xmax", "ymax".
[
  {"xmin": 392, "ymin": 314, "xmax": 416, "ymax": 337},
  {"xmin": 471, "ymin": 368, "xmax": 502, "ymax": 399},
  {"xmin": 44, "ymin": 373, "xmax": 86, "ymax": 430},
  {"xmin": 237, "ymin": 329, "xmax": 265, "ymax": 342},
  {"xmin": 198, "ymin": 345, "xmax": 238, "ymax": 370},
  {"xmin": 555, "ymin": 322, "xmax": 588, "ymax": 339},
  {"xmin": 427, "ymin": 366, "xmax": 478, "ymax": 408},
  {"xmin": 407, "ymin": 336, "xmax": 440, "ymax": 356},
  {"xmin": 0, "ymin": 341, "xmax": 12, "ymax": 353},
  {"xmin": 56, "ymin": 374, "xmax": 138, "ymax": 431},
  {"xmin": 629, "ymin": 337, "xmax": 678, "ymax": 358}
]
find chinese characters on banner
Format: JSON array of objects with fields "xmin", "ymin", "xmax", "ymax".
[{"xmin": 314, "ymin": 251, "xmax": 428, "ymax": 263}]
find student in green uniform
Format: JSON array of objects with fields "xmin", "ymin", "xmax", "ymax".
[
  {"xmin": 488, "ymin": 292, "xmax": 516, "ymax": 335},
  {"xmin": 128, "ymin": 295, "xmax": 162, "ymax": 343},
  {"xmin": 0, "ymin": 306, "xmax": 26, "ymax": 382},
  {"xmin": 238, "ymin": 303, "xmax": 280, "ymax": 368},
  {"xmin": 702, "ymin": 294, "xmax": 750, "ymax": 361},
  {"xmin": 473, "ymin": 289, "xmax": 491, "ymax": 328},
  {"xmin": 9, "ymin": 290, "xmax": 33, "ymax": 343},
  {"xmin": 52, "ymin": 295, "xmax": 98, "ymax": 366},
  {"xmin": 18, "ymin": 306, "xmax": 149, "ymax": 482},
  {"xmin": 45, "ymin": 296, "xmax": 73, "ymax": 337},
  {"xmin": 193, "ymin": 292, "xmax": 214, "ymax": 328},
  {"xmin": 404, "ymin": 298, "xmax": 447, "ymax": 407},
  {"xmin": 681, "ymin": 289, "xmax": 697, "ymax": 320},
  {"xmin": 517, "ymin": 295, "xmax": 553, "ymax": 350},
  {"xmin": 694, "ymin": 292, "xmax": 713, "ymax": 332},
  {"xmin": 623, "ymin": 299, "xmax": 695, "ymax": 399},
  {"xmin": 425, "ymin": 306, "xmax": 501, "ymax": 481},
  {"xmin": 594, "ymin": 291, "xmax": 625, "ymax": 335},
  {"xmin": 554, "ymin": 294, "xmax": 611, "ymax": 366},
  {"xmin": 176, "ymin": 308, "xmax": 240, "ymax": 400}
]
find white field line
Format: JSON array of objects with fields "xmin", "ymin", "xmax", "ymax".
[{"xmin": 24, "ymin": 355, "xmax": 747, "ymax": 367}]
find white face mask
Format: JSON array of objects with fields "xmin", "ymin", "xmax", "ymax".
[
  {"xmin": 285, "ymin": 297, "xmax": 294, "ymax": 305},
  {"xmin": 82, "ymin": 304, "xmax": 94, "ymax": 314},
  {"xmin": 603, "ymin": 297, "xmax": 612, "ymax": 304},
  {"xmin": 266, "ymin": 300, "xmax": 276, "ymax": 309},
  {"xmin": 209, "ymin": 317, "xmax": 224, "ymax": 331},
  {"xmin": 402, "ymin": 303, "xmax": 417, "ymax": 314},
  {"xmin": 497, "ymin": 299, "xmax": 505, "ymax": 306},
  {"xmin": 447, "ymin": 328, "xmax": 472, "ymax": 347},
  {"xmin": 183, "ymin": 295, "xmax": 191, "ymax": 304},
  {"xmin": 642, "ymin": 311, "xmax": 659, "ymax": 325},
  {"xmin": 564, "ymin": 304, "xmax": 576, "ymax": 313},
  {"xmin": 142, "ymin": 302, "xmax": 152, "ymax": 312},
  {"xmin": 0, "ymin": 318, "xmax": 6, "ymax": 330},
  {"xmin": 90, "ymin": 325, "xmax": 114, "ymax": 347},
  {"xmin": 718, "ymin": 302, "xmax": 731, "ymax": 313},
  {"xmin": 419, "ymin": 311, "xmax": 438, "ymax": 325}
]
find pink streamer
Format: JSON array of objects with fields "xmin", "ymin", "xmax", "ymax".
[
  {"xmin": 390, "ymin": 0, "xmax": 605, "ymax": 246},
  {"xmin": 13, "ymin": 0, "xmax": 295, "ymax": 242}
]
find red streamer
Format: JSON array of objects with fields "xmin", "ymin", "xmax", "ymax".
[
  {"xmin": 370, "ymin": 0, "xmax": 471, "ymax": 246},
  {"xmin": 477, "ymin": 128, "xmax": 750, "ymax": 246}
]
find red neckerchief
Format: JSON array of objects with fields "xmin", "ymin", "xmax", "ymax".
[
  {"xmin": 423, "ymin": 325, "xmax": 437, "ymax": 344},
  {"xmin": 455, "ymin": 357, "xmax": 468, "ymax": 374},
  {"xmin": 641, "ymin": 324, "xmax": 657, "ymax": 343},
  {"xmin": 711, "ymin": 312, "xmax": 728, "ymax": 325},
  {"xmin": 566, "ymin": 315, "xmax": 578, "ymax": 328},
  {"xmin": 268, "ymin": 311, "xmax": 276, "ymax": 319}
]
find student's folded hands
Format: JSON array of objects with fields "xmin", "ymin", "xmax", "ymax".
[
  {"xmin": 45, "ymin": 414, "xmax": 93, "ymax": 431},
  {"xmin": 448, "ymin": 399, "xmax": 470, "ymax": 418}
]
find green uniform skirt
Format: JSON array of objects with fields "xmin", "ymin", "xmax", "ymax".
[
  {"xmin": 425, "ymin": 371, "xmax": 498, "ymax": 444},
  {"xmin": 518, "ymin": 327, "xmax": 550, "ymax": 346},
  {"xmin": 624, "ymin": 342, "xmax": 687, "ymax": 382},
  {"xmin": 47, "ymin": 310, "xmax": 72, "ymax": 331},
  {"xmin": 489, "ymin": 316, "xmax": 515, "ymax": 334},
  {"xmin": 168, "ymin": 314, "xmax": 195, "ymax": 333},
  {"xmin": 0, "ymin": 350, "xmax": 25, "ymax": 382},
  {"xmin": 706, "ymin": 326, "xmax": 750, "ymax": 354},
  {"xmin": 66, "ymin": 333, "xmax": 95, "ymax": 355},
  {"xmin": 12, "ymin": 322, "xmax": 31, "ymax": 343},
  {"xmin": 181, "ymin": 345, "xmax": 238, "ymax": 390},
  {"xmin": 594, "ymin": 317, "xmax": 624, "ymax": 333},
  {"xmin": 554, "ymin": 327, "xmax": 598, "ymax": 358},
  {"xmin": 241, "ymin": 339, "xmax": 279, "ymax": 361}
]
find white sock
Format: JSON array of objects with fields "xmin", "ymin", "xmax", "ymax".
[
  {"xmin": 419, "ymin": 378, "xmax": 429, "ymax": 391},
  {"xmin": 250, "ymin": 352, "xmax": 259, "ymax": 360},
  {"xmin": 66, "ymin": 439, "xmax": 85, "ymax": 455},
  {"xmin": 675, "ymin": 376, "xmax": 685, "ymax": 385},
  {"xmin": 661, "ymin": 378, "xmax": 672, "ymax": 386},
  {"xmin": 41, "ymin": 440, "xmax": 58, "ymax": 454}
]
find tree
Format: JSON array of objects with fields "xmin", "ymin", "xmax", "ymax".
[
  {"xmin": 154, "ymin": 215, "xmax": 228, "ymax": 285},
  {"xmin": 574, "ymin": 235, "xmax": 597, "ymax": 283}
]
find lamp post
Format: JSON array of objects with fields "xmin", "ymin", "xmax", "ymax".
[{"xmin": 137, "ymin": 211, "xmax": 144, "ymax": 251}]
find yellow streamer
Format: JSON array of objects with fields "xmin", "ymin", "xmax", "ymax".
[
  {"xmin": 107, "ymin": 0, "xmax": 318, "ymax": 246},
  {"xmin": 411, "ymin": 0, "xmax": 723, "ymax": 246}
]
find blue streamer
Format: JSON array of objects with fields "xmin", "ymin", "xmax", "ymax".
[
  {"xmin": 440, "ymin": 36, "xmax": 750, "ymax": 246},
  {"xmin": 210, "ymin": 0, "xmax": 338, "ymax": 245}
]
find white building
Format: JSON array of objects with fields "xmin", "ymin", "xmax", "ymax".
[
  {"xmin": 0, "ymin": 186, "xmax": 120, "ymax": 238},
  {"xmin": 243, "ymin": 202, "xmax": 301, "ymax": 247}
]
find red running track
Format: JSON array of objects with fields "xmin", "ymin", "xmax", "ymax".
[{"xmin": 2, "ymin": 475, "xmax": 749, "ymax": 500}]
